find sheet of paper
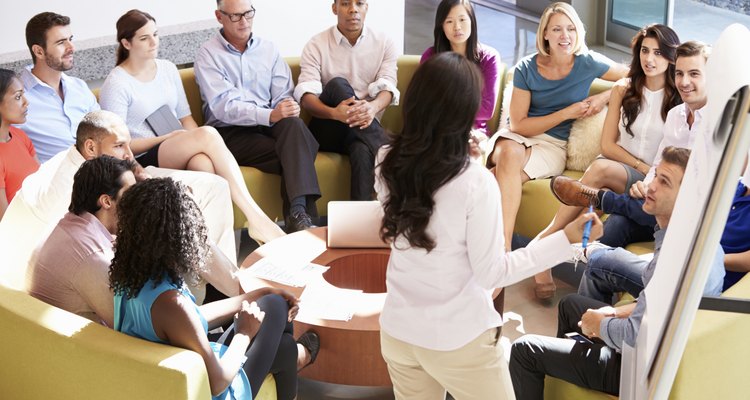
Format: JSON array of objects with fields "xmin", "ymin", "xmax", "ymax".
[
  {"xmin": 295, "ymin": 281, "xmax": 361, "ymax": 322},
  {"xmin": 243, "ymin": 258, "xmax": 329, "ymax": 287}
]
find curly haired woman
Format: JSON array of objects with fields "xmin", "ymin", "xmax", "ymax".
[{"xmin": 110, "ymin": 177, "xmax": 318, "ymax": 400}]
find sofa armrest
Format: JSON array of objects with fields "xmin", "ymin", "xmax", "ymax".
[
  {"xmin": 0, "ymin": 285, "xmax": 211, "ymax": 400},
  {"xmin": 669, "ymin": 274, "xmax": 750, "ymax": 399}
]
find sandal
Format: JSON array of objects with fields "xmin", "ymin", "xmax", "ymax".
[{"xmin": 297, "ymin": 331, "xmax": 320, "ymax": 371}]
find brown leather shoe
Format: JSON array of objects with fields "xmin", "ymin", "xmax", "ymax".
[{"xmin": 550, "ymin": 176, "xmax": 600, "ymax": 208}]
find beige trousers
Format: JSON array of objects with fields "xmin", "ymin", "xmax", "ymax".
[{"xmin": 381, "ymin": 328, "xmax": 516, "ymax": 400}]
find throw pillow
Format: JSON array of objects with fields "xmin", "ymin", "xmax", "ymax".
[{"xmin": 566, "ymin": 106, "xmax": 608, "ymax": 171}]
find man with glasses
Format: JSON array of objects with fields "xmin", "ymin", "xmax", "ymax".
[
  {"xmin": 295, "ymin": 0, "xmax": 398, "ymax": 200},
  {"xmin": 195, "ymin": 0, "xmax": 322, "ymax": 232}
]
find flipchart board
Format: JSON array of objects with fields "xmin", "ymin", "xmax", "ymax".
[{"xmin": 619, "ymin": 24, "xmax": 750, "ymax": 400}]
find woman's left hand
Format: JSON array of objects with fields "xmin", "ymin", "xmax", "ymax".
[
  {"xmin": 581, "ymin": 91, "xmax": 610, "ymax": 118},
  {"xmin": 269, "ymin": 287, "xmax": 299, "ymax": 308}
]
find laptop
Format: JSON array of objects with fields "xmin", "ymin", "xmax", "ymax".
[{"xmin": 327, "ymin": 201, "xmax": 389, "ymax": 248}]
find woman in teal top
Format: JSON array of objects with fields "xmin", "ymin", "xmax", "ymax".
[
  {"xmin": 486, "ymin": 2, "xmax": 628, "ymax": 300},
  {"xmin": 110, "ymin": 178, "xmax": 317, "ymax": 400}
]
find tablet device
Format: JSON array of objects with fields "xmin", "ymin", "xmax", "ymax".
[{"xmin": 145, "ymin": 104, "xmax": 183, "ymax": 136}]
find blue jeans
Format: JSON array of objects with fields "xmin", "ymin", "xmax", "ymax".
[
  {"xmin": 599, "ymin": 192, "xmax": 655, "ymax": 248},
  {"xmin": 578, "ymin": 247, "xmax": 648, "ymax": 304}
]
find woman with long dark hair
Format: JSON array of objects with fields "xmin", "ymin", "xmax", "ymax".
[
  {"xmin": 376, "ymin": 52, "xmax": 603, "ymax": 399},
  {"xmin": 0, "ymin": 68, "xmax": 38, "ymax": 221},
  {"xmin": 110, "ymin": 177, "xmax": 318, "ymax": 400},
  {"xmin": 99, "ymin": 9, "xmax": 286, "ymax": 243},
  {"xmin": 420, "ymin": 0, "xmax": 500, "ymax": 156},
  {"xmin": 533, "ymin": 24, "xmax": 681, "ymax": 282}
]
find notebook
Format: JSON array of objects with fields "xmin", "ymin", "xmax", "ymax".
[
  {"xmin": 145, "ymin": 104, "xmax": 183, "ymax": 136},
  {"xmin": 326, "ymin": 201, "xmax": 389, "ymax": 248}
]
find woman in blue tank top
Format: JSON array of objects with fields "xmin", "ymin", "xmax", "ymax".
[{"xmin": 110, "ymin": 177, "xmax": 318, "ymax": 399}]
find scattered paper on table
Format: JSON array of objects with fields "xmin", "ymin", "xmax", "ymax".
[
  {"xmin": 296, "ymin": 281, "xmax": 361, "ymax": 322},
  {"xmin": 244, "ymin": 258, "xmax": 329, "ymax": 287}
]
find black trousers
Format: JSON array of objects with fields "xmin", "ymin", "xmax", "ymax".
[
  {"xmin": 308, "ymin": 77, "xmax": 389, "ymax": 200},
  {"xmin": 509, "ymin": 294, "xmax": 622, "ymax": 399},
  {"xmin": 217, "ymin": 294, "xmax": 298, "ymax": 400},
  {"xmin": 216, "ymin": 117, "xmax": 320, "ymax": 216}
]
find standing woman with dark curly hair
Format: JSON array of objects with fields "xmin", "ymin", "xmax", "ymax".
[
  {"xmin": 110, "ymin": 178, "xmax": 317, "ymax": 400},
  {"xmin": 376, "ymin": 52, "xmax": 604, "ymax": 399}
]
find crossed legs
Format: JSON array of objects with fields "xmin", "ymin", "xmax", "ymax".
[
  {"xmin": 157, "ymin": 126, "xmax": 285, "ymax": 243},
  {"xmin": 533, "ymin": 159, "xmax": 631, "ymax": 286}
]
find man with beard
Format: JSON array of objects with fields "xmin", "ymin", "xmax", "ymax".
[{"xmin": 18, "ymin": 12, "xmax": 100, "ymax": 162}]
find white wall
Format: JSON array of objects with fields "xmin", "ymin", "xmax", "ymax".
[{"xmin": 1, "ymin": 0, "xmax": 405, "ymax": 58}]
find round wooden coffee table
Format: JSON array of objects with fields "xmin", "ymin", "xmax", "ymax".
[{"xmin": 240, "ymin": 227, "xmax": 393, "ymax": 386}]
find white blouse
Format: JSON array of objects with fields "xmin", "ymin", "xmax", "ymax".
[
  {"xmin": 375, "ymin": 148, "xmax": 575, "ymax": 351},
  {"xmin": 99, "ymin": 59, "xmax": 191, "ymax": 140},
  {"xmin": 616, "ymin": 87, "xmax": 666, "ymax": 165}
]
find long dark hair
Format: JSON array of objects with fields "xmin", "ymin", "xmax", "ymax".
[
  {"xmin": 433, "ymin": 0, "xmax": 480, "ymax": 64},
  {"xmin": 379, "ymin": 52, "xmax": 482, "ymax": 251},
  {"xmin": 621, "ymin": 24, "xmax": 681, "ymax": 137},
  {"xmin": 110, "ymin": 177, "xmax": 209, "ymax": 298},
  {"xmin": 115, "ymin": 9, "xmax": 156, "ymax": 66}
]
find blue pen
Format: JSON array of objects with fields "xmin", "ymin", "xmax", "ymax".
[{"xmin": 582, "ymin": 205, "xmax": 594, "ymax": 248}]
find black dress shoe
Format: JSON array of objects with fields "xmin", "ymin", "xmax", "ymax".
[{"xmin": 285, "ymin": 211, "xmax": 317, "ymax": 233}]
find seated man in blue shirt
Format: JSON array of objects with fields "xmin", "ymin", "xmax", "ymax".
[
  {"xmin": 557, "ymin": 160, "xmax": 750, "ymax": 299},
  {"xmin": 194, "ymin": 0, "xmax": 321, "ymax": 232},
  {"xmin": 19, "ymin": 12, "xmax": 100, "ymax": 162},
  {"xmin": 509, "ymin": 146, "xmax": 723, "ymax": 398}
]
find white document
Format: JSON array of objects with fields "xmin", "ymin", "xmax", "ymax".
[
  {"xmin": 295, "ymin": 281, "xmax": 362, "ymax": 322},
  {"xmin": 244, "ymin": 258, "xmax": 329, "ymax": 287}
]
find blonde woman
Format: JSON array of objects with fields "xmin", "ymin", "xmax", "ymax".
[{"xmin": 486, "ymin": 2, "xmax": 627, "ymax": 299}]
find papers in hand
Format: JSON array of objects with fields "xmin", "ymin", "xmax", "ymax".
[
  {"xmin": 245, "ymin": 258, "xmax": 329, "ymax": 287},
  {"xmin": 296, "ymin": 281, "xmax": 361, "ymax": 322}
]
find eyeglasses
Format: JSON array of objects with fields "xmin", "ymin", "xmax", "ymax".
[{"xmin": 219, "ymin": 7, "xmax": 255, "ymax": 22}]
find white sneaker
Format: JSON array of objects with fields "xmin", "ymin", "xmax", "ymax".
[{"xmin": 570, "ymin": 241, "xmax": 612, "ymax": 269}]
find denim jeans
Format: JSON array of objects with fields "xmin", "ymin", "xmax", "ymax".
[
  {"xmin": 599, "ymin": 192, "xmax": 656, "ymax": 248},
  {"xmin": 578, "ymin": 246, "xmax": 649, "ymax": 303}
]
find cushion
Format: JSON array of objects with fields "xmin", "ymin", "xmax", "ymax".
[{"xmin": 565, "ymin": 107, "xmax": 608, "ymax": 172}]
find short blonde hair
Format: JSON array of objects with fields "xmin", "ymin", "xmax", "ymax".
[{"xmin": 536, "ymin": 2, "xmax": 588, "ymax": 57}]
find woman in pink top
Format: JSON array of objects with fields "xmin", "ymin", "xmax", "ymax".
[
  {"xmin": 0, "ymin": 69, "xmax": 39, "ymax": 221},
  {"xmin": 420, "ymin": 0, "xmax": 500, "ymax": 158}
]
